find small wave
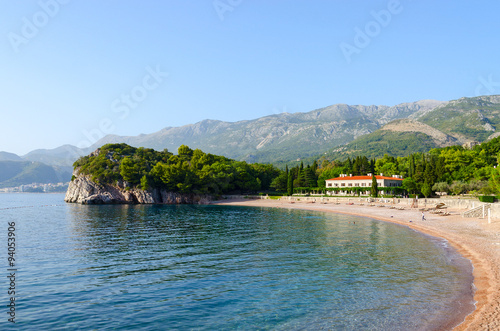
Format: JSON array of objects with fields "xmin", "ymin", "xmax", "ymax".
[{"xmin": 0, "ymin": 204, "xmax": 64, "ymax": 210}]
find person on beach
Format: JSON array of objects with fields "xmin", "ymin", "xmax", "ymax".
[{"xmin": 421, "ymin": 212, "xmax": 426, "ymax": 221}]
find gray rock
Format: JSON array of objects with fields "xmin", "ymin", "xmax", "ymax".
[{"xmin": 65, "ymin": 170, "xmax": 211, "ymax": 205}]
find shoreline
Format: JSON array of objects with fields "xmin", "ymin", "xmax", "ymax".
[{"xmin": 212, "ymin": 198, "xmax": 500, "ymax": 330}]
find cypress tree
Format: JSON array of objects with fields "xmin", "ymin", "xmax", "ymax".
[
  {"xmin": 409, "ymin": 154, "xmax": 415, "ymax": 178},
  {"xmin": 371, "ymin": 175, "xmax": 378, "ymax": 197},
  {"xmin": 287, "ymin": 173, "xmax": 293, "ymax": 196}
]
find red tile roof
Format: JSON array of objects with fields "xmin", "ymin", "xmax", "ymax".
[{"xmin": 327, "ymin": 175, "xmax": 403, "ymax": 181}]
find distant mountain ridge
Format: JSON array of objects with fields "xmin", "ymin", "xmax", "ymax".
[
  {"xmin": 381, "ymin": 119, "xmax": 458, "ymax": 146},
  {"xmin": 0, "ymin": 146, "xmax": 84, "ymax": 189},
  {"xmin": 2, "ymin": 95, "xmax": 500, "ymax": 179},
  {"xmin": 414, "ymin": 95, "xmax": 500, "ymax": 142},
  {"xmin": 88, "ymin": 99, "xmax": 445, "ymax": 163},
  {"xmin": 21, "ymin": 144, "xmax": 88, "ymax": 167},
  {"xmin": 323, "ymin": 95, "xmax": 500, "ymax": 160},
  {"xmin": 0, "ymin": 161, "xmax": 72, "ymax": 189},
  {"xmin": 0, "ymin": 152, "xmax": 23, "ymax": 162},
  {"xmin": 323, "ymin": 119, "xmax": 458, "ymax": 160}
]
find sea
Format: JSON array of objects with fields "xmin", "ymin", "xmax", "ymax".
[{"xmin": 1, "ymin": 193, "xmax": 475, "ymax": 330}]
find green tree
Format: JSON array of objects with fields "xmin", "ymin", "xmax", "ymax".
[
  {"xmin": 450, "ymin": 181, "xmax": 467, "ymax": 195},
  {"xmin": 287, "ymin": 172, "xmax": 293, "ymax": 196},
  {"xmin": 409, "ymin": 154, "xmax": 416, "ymax": 178},
  {"xmin": 432, "ymin": 182, "xmax": 449, "ymax": 194},
  {"xmin": 371, "ymin": 175, "xmax": 378, "ymax": 197},
  {"xmin": 423, "ymin": 160, "xmax": 436, "ymax": 186},
  {"xmin": 402, "ymin": 177, "xmax": 417, "ymax": 194},
  {"xmin": 120, "ymin": 156, "xmax": 140, "ymax": 185},
  {"xmin": 489, "ymin": 167, "xmax": 500, "ymax": 194},
  {"xmin": 421, "ymin": 183, "xmax": 432, "ymax": 198},
  {"xmin": 177, "ymin": 145, "xmax": 194, "ymax": 161},
  {"xmin": 140, "ymin": 175, "xmax": 150, "ymax": 190},
  {"xmin": 270, "ymin": 172, "xmax": 287, "ymax": 191}
]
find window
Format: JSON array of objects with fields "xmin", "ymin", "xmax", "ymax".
[{"xmin": 341, "ymin": 183, "xmax": 345, "ymax": 187}]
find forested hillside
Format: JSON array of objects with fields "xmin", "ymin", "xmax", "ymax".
[
  {"xmin": 73, "ymin": 135, "xmax": 500, "ymax": 199},
  {"xmin": 272, "ymin": 136, "xmax": 500, "ymax": 198},
  {"xmin": 73, "ymin": 144, "xmax": 281, "ymax": 195}
]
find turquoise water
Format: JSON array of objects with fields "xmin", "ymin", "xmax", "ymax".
[{"xmin": 1, "ymin": 193, "xmax": 474, "ymax": 330}]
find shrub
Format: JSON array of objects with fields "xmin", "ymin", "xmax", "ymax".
[{"xmin": 478, "ymin": 196, "xmax": 495, "ymax": 203}]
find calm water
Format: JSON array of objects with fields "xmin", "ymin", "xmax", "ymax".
[{"xmin": 1, "ymin": 193, "xmax": 474, "ymax": 330}]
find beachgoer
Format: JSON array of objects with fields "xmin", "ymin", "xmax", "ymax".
[{"xmin": 421, "ymin": 212, "xmax": 426, "ymax": 221}]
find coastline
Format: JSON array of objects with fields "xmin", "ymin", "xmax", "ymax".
[{"xmin": 212, "ymin": 198, "xmax": 500, "ymax": 330}]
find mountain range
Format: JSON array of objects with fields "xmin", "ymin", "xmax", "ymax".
[
  {"xmin": 2, "ymin": 95, "xmax": 500, "ymax": 188},
  {"xmin": 325, "ymin": 95, "xmax": 500, "ymax": 160}
]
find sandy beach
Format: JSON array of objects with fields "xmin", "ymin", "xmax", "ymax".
[{"xmin": 212, "ymin": 198, "xmax": 500, "ymax": 330}]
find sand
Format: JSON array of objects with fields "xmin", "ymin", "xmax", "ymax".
[{"xmin": 212, "ymin": 198, "xmax": 500, "ymax": 330}]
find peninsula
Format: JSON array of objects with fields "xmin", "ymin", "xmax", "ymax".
[{"xmin": 65, "ymin": 143, "xmax": 280, "ymax": 204}]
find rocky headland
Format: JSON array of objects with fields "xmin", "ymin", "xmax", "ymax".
[{"xmin": 64, "ymin": 172, "xmax": 211, "ymax": 205}]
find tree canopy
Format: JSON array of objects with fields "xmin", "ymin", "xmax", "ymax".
[
  {"xmin": 74, "ymin": 143, "xmax": 281, "ymax": 195},
  {"xmin": 74, "ymin": 136, "xmax": 500, "ymax": 198}
]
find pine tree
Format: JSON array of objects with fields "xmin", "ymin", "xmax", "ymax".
[
  {"xmin": 312, "ymin": 160, "xmax": 318, "ymax": 173},
  {"xmin": 370, "ymin": 159, "xmax": 376, "ymax": 174},
  {"xmin": 361, "ymin": 156, "xmax": 370, "ymax": 175},
  {"xmin": 352, "ymin": 157, "xmax": 360, "ymax": 175},
  {"xmin": 305, "ymin": 165, "xmax": 316, "ymax": 187}
]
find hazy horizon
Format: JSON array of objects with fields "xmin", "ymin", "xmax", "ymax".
[{"xmin": 2, "ymin": 1, "xmax": 500, "ymax": 155}]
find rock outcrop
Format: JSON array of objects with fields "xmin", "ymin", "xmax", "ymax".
[{"xmin": 65, "ymin": 172, "xmax": 211, "ymax": 205}]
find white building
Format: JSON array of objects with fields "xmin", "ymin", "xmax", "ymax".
[{"xmin": 325, "ymin": 173, "xmax": 403, "ymax": 195}]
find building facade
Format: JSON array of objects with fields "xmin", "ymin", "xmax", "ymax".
[{"xmin": 325, "ymin": 173, "xmax": 403, "ymax": 195}]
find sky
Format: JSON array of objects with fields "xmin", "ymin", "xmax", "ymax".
[{"xmin": 1, "ymin": 0, "xmax": 500, "ymax": 155}]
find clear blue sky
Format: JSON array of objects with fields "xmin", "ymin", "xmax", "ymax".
[{"xmin": 1, "ymin": 0, "xmax": 499, "ymax": 155}]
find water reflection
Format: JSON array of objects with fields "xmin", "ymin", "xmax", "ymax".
[{"xmin": 61, "ymin": 204, "xmax": 474, "ymax": 330}]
